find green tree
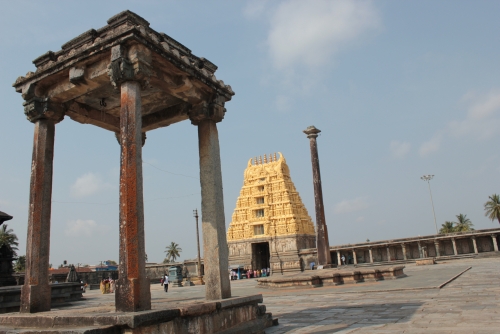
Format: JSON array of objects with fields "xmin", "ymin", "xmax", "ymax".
[
  {"xmin": 454, "ymin": 214, "xmax": 474, "ymax": 232},
  {"xmin": 165, "ymin": 242, "xmax": 182, "ymax": 263},
  {"xmin": 484, "ymin": 194, "xmax": 500, "ymax": 225},
  {"xmin": 0, "ymin": 224, "xmax": 18, "ymax": 256},
  {"xmin": 14, "ymin": 255, "xmax": 26, "ymax": 272},
  {"xmin": 439, "ymin": 221, "xmax": 456, "ymax": 234}
]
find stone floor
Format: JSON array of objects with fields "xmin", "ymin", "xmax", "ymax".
[{"xmin": 3, "ymin": 257, "xmax": 499, "ymax": 333}]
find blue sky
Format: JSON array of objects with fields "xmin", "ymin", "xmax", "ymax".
[{"xmin": 1, "ymin": 1, "xmax": 499, "ymax": 266}]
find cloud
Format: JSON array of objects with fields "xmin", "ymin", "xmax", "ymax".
[
  {"xmin": 65, "ymin": 219, "xmax": 111, "ymax": 237},
  {"xmin": 419, "ymin": 89, "xmax": 500, "ymax": 156},
  {"xmin": 70, "ymin": 173, "xmax": 112, "ymax": 198},
  {"xmin": 267, "ymin": 0, "xmax": 380, "ymax": 70},
  {"xmin": 275, "ymin": 95, "xmax": 291, "ymax": 112},
  {"xmin": 244, "ymin": 0, "xmax": 270, "ymax": 19},
  {"xmin": 334, "ymin": 197, "xmax": 369, "ymax": 214},
  {"xmin": 390, "ymin": 141, "xmax": 411, "ymax": 159}
]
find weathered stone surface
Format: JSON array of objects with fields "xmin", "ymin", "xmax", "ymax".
[
  {"xmin": 416, "ymin": 258, "xmax": 437, "ymax": 265},
  {"xmin": 197, "ymin": 120, "xmax": 231, "ymax": 300},
  {"xmin": 303, "ymin": 126, "xmax": 331, "ymax": 266}
]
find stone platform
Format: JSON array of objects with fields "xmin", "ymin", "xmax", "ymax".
[
  {"xmin": 0, "ymin": 293, "xmax": 272, "ymax": 334},
  {"xmin": 257, "ymin": 266, "xmax": 406, "ymax": 288}
]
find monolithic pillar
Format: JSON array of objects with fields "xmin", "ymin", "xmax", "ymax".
[
  {"xmin": 492, "ymin": 235, "xmax": 499, "ymax": 252},
  {"xmin": 451, "ymin": 238, "xmax": 458, "ymax": 255},
  {"xmin": 368, "ymin": 248, "xmax": 373, "ymax": 263},
  {"xmin": 471, "ymin": 237, "xmax": 478, "ymax": 254},
  {"xmin": 386, "ymin": 247, "xmax": 391, "ymax": 261},
  {"xmin": 352, "ymin": 250, "xmax": 357, "ymax": 265},
  {"xmin": 115, "ymin": 81, "xmax": 151, "ymax": 312},
  {"xmin": 303, "ymin": 126, "xmax": 331, "ymax": 266},
  {"xmin": 337, "ymin": 251, "xmax": 341, "ymax": 266},
  {"xmin": 417, "ymin": 242, "xmax": 423, "ymax": 258},
  {"xmin": 401, "ymin": 244, "xmax": 407, "ymax": 260},
  {"xmin": 21, "ymin": 119, "xmax": 55, "ymax": 313},
  {"xmin": 190, "ymin": 96, "xmax": 231, "ymax": 300},
  {"xmin": 434, "ymin": 240, "xmax": 441, "ymax": 257}
]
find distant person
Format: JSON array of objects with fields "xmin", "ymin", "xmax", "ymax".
[
  {"xmin": 341, "ymin": 255, "xmax": 346, "ymax": 265},
  {"xmin": 310, "ymin": 262, "xmax": 315, "ymax": 270},
  {"xmin": 348, "ymin": 254, "xmax": 352, "ymax": 265},
  {"xmin": 160, "ymin": 277, "xmax": 164, "ymax": 286},
  {"xmin": 164, "ymin": 274, "xmax": 169, "ymax": 292},
  {"xmin": 267, "ymin": 267, "xmax": 270, "ymax": 276},
  {"xmin": 247, "ymin": 269, "xmax": 252, "ymax": 279}
]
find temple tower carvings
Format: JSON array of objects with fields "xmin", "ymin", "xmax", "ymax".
[{"xmin": 227, "ymin": 153, "xmax": 316, "ymax": 273}]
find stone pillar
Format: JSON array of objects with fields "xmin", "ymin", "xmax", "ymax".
[
  {"xmin": 352, "ymin": 250, "xmax": 357, "ymax": 264},
  {"xmin": 337, "ymin": 252, "xmax": 341, "ymax": 266},
  {"xmin": 369, "ymin": 248, "xmax": 373, "ymax": 263},
  {"xmin": 417, "ymin": 242, "xmax": 422, "ymax": 258},
  {"xmin": 20, "ymin": 119, "xmax": 55, "ymax": 313},
  {"xmin": 471, "ymin": 237, "xmax": 478, "ymax": 254},
  {"xmin": 434, "ymin": 240, "xmax": 441, "ymax": 257},
  {"xmin": 492, "ymin": 235, "xmax": 499, "ymax": 252},
  {"xmin": 401, "ymin": 244, "xmax": 407, "ymax": 260},
  {"xmin": 303, "ymin": 126, "xmax": 331, "ymax": 266},
  {"xmin": 451, "ymin": 238, "xmax": 458, "ymax": 255},
  {"xmin": 386, "ymin": 247, "xmax": 391, "ymax": 261},
  {"xmin": 115, "ymin": 81, "xmax": 151, "ymax": 312}
]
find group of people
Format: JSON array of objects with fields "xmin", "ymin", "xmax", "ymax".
[
  {"xmin": 160, "ymin": 274, "xmax": 169, "ymax": 292},
  {"xmin": 340, "ymin": 254, "xmax": 353, "ymax": 265},
  {"xmin": 100, "ymin": 277, "xmax": 115, "ymax": 294},
  {"xmin": 229, "ymin": 268, "xmax": 270, "ymax": 280}
]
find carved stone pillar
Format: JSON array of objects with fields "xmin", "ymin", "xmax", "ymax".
[
  {"xmin": 451, "ymin": 238, "xmax": 458, "ymax": 255},
  {"xmin": 434, "ymin": 240, "xmax": 441, "ymax": 257},
  {"xmin": 352, "ymin": 250, "xmax": 357, "ymax": 265},
  {"xmin": 190, "ymin": 97, "xmax": 231, "ymax": 300},
  {"xmin": 337, "ymin": 251, "xmax": 341, "ymax": 266},
  {"xmin": 115, "ymin": 80, "xmax": 151, "ymax": 312},
  {"xmin": 21, "ymin": 118, "xmax": 55, "ymax": 313},
  {"xmin": 471, "ymin": 237, "xmax": 478, "ymax": 254},
  {"xmin": 303, "ymin": 126, "xmax": 331, "ymax": 266},
  {"xmin": 401, "ymin": 244, "xmax": 407, "ymax": 260},
  {"xmin": 417, "ymin": 242, "xmax": 422, "ymax": 258},
  {"xmin": 492, "ymin": 234, "xmax": 499, "ymax": 252},
  {"xmin": 368, "ymin": 248, "xmax": 373, "ymax": 263},
  {"xmin": 386, "ymin": 246, "xmax": 391, "ymax": 261}
]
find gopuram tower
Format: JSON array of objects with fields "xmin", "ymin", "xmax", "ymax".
[{"xmin": 227, "ymin": 153, "xmax": 316, "ymax": 273}]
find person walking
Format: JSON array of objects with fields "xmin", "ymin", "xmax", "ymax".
[
  {"xmin": 164, "ymin": 274, "xmax": 169, "ymax": 292},
  {"xmin": 341, "ymin": 254, "xmax": 346, "ymax": 265}
]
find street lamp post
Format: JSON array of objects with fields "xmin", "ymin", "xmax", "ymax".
[
  {"xmin": 421, "ymin": 175, "xmax": 438, "ymax": 234},
  {"xmin": 193, "ymin": 209, "xmax": 203, "ymax": 281}
]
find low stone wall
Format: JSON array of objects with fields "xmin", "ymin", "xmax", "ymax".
[
  {"xmin": 0, "ymin": 294, "xmax": 273, "ymax": 334},
  {"xmin": 0, "ymin": 282, "xmax": 83, "ymax": 313},
  {"xmin": 257, "ymin": 266, "xmax": 406, "ymax": 288}
]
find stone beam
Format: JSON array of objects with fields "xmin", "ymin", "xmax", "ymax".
[
  {"xmin": 141, "ymin": 103, "xmax": 190, "ymax": 132},
  {"xmin": 65, "ymin": 102, "xmax": 119, "ymax": 132}
]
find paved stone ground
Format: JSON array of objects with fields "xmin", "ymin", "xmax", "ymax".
[{"xmin": 10, "ymin": 257, "xmax": 500, "ymax": 333}]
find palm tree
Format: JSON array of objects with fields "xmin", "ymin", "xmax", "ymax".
[
  {"xmin": 0, "ymin": 224, "xmax": 18, "ymax": 256},
  {"xmin": 14, "ymin": 255, "xmax": 25, "ymax": 272},
  {"xmin": 165, "ymin": 242, "xmax": 182, "ymax": 263},
  {"xmin": 439, "ymin": 221, "xmax": 455, "ymax": 234},
  {"xmin": 454, "ymin": 214, "xmax": 474, "ymax": 232},
  {"xmin": 484, "ymin": 194, "xmax": 500, "ymax": 224}
]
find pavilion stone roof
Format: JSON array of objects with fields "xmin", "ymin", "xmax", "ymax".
[{"xmin": 13, "ymin": 10, "xmax": 235, "ymax": 132}]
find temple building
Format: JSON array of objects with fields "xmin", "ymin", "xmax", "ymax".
[{"xmin": 227, "ymin": 153, "xmax": 316, "ymax": 273}]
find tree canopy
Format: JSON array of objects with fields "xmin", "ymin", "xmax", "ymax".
[
  {"xmin": 0, "ymin": 224, "xmax": 18, "ymax": 256},
  {"xmin": 439, "ymin": 214, "xmax": 474, "ymax": 234},
  {"xmin": 484, "ymin": 194, "xmax": 500, "ymax": 224},
  {"xmin": 165, "ymin": 242, "xmax": 182, "ymax": 263}
]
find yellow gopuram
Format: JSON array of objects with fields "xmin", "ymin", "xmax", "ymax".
[{"xmin": 227, "ymin": 153, "xmax": 316, "ymax": 273}]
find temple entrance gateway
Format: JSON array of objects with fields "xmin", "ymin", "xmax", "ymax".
[{"xmin": 252, "ymin": 242, "xmax": 270, "ymax": 271}]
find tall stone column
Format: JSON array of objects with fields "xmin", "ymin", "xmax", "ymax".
[
  {"xmin": 115, "ymin": 81, "xmax": 151, "ymax": 312},
  {"xmin": 352, "ymin": 250, "xmax": 357, "ymax": 265},
  {"xmin": 337, "ymin": 252, "xmax": 341, "ymax": 266},
  {"xmin": 492, "ymin": 234, "xmax": 499, "ymax": 252},
  {"xmin": 451, "ymin": 238, "xmax": 458, "ymax": 255},
  {"xmin": 417, "ymin": 242, "xmax": 422, "ymax": 258},
  {"xmin": 303, "ymin": 126, "xmax": 331, "ymax": 266},
  {"xmin": 386, "ymin": 247, "xmax": 391, "ymax": 261},
  {"xmin": 434, "ymin": 241, "xmax": 441, "ymax": 257},
  {"xmin": 190, "ymin": 96, "xmax": 231, "ymax": 300},
  {"xmin": 368, "ymin": 248, "xmax": 373, "ymax": 263},
  {"xmin": 471, "ymin": 237, "xmax": 478, "ymax": 254},
  {"xmin": 401, "ymin": 244, "xmax": 407, "ymax": 260},
  {"xmin": 20, "ymin": 118, "xmax": 55, "ymax": 313}
]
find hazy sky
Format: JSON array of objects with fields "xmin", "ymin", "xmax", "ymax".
[{"xmin": 1, "ymin": 1, "xmax": 499, "ymax": 266}]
